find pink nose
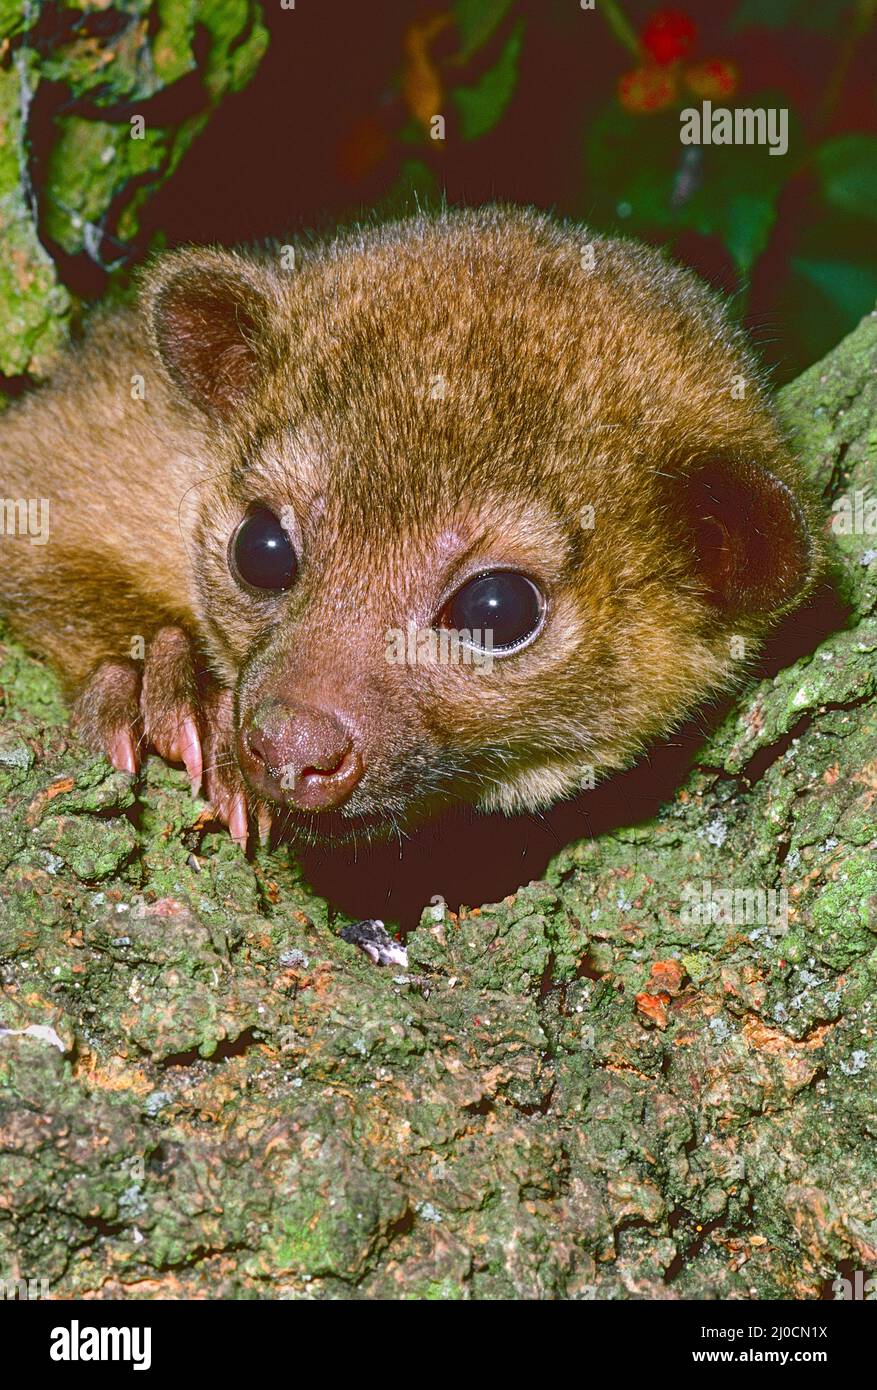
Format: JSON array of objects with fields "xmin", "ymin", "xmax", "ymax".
[{"xmin": 239, "ymin": 701, "xmax": 363, "ymax": 811}]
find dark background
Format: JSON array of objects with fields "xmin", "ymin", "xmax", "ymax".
[{"xmin": 139, "ymin": 0, "xmax": 877, "ymax": 384}]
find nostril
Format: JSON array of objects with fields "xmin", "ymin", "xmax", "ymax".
[
  {"xmin": 302, "ymin": 738, "xmax": 356, "ymax": 779},
  {"xmin": 302, "ymin": 758, "xmax": 340, "ymax": 780},
  {"xmin": 244, "ymin": 726, "xmax": 276, "ymax": 772},
  {"xmin": 241, "ymin": 702, "xmax": 363, "ymax": 809}
]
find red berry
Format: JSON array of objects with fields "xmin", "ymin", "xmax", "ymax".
[
  {"xmin": 641, "ymin": 9, "xmax": 697, "ymax": 66},
  {"xmin": 618, "ymin": 64, "xmax": 678, "ymax": 114},
  {"xmin": 685, "ymin": 58, "xmax": 739, "ymax": 100}
]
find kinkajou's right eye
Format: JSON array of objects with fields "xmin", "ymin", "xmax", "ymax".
[
  {"xmin": 439, "ymin": 570, "xmax": 545, "ymax": 653},
  {"xmin": 230, "ymin": 507, "xmax": 297, "ymax": 592}
]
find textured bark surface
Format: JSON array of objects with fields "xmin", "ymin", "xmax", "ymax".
[
  {"xmin": 0, "ymin": 0, "xmax": 267, "ymax": 380},
  {"xmin": 1, "ymin": 311, "xmax": 875, "ymax": 1300},
  {"xmin": 1, "ymin": 1, "xmax": 876, "ymax": 1303}
]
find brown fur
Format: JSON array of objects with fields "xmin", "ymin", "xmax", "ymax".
[{"xmin": 0, "ymin": 206, "xmax": 822, "ymax": 844}]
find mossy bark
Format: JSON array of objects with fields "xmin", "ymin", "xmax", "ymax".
[
  {"xmin": 1, "ymin": 312, "xmax": 875, "ymax": 1299},
  {"xmin": 0, "ymin": 0, "xmax": 267, "ymax": 381},
  {"xmin": 2, "ymin": 6, "xmax": 877, "ymax": 1301}
]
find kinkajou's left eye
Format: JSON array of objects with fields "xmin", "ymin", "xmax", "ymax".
[
  {"xmin": 439, "ymin": 570, "xmax": 545, "ymax": 652},
  {"xmin": 229, "ymin": 506, "xmax": 297, "ymax": 592}
]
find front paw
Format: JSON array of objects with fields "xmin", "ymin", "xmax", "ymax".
[{"xmin": 72, "ymin": 626, "xmax": 267, "ymax": 849}]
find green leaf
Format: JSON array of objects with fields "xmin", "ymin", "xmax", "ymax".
[
  {"xmin": 454, "ymin": 0, "xmax": 515, "ymax": 63},
  {"xmin": 0, "ymin": 0, "xmax": 25, "ymax": 42},
  {"xmin": 792, "ymin": 257, "xmax": 877, "ymax": 320},
  {"xmin": 815, "ymin": 135, "xmax": 877, "ymax": 223},
  {"xmin": 719, "ymin": 192, "xmax": 779, "ymax": 275},
  {"xmin": 733, "ymin": 0, "xmax": 799, "ymax": 23},
  {"xmin": 732, "ymin": 0, "xmax": 855, "ymax": 30},
  {"xmin": 584, "ymin": 94, "xmax": 793, "ymax": 275},
  {"xmin": 377, "ymin": 161, "xmax": 441, "ymax": 220},
  {"xmin": 452, "ymin": 19, "xmax": 524, "ymax": 140}
]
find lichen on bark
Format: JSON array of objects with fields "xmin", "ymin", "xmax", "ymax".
[
  {"xmin": 0, "ymin": 0, "xmax": 268, "ymax": 381},
  {"xmin": 2, "ymin": 4, "xmax": 877, "ymax": 1300},
  {"xmin": 1, "ymin": 310, "xmax": 876, "ymax": 1299}
]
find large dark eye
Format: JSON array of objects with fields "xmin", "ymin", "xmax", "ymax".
[
  {"xmin": 230, "ymin": 507, "xmax": 297, "ymax": 592},
  {"xmin": 440, "ymin": 571, "xmax": 545, "ymax": 652}
]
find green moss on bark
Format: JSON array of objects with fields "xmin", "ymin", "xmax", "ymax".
[
  {"xmin": 2, "ymin": 312, "xmax": 877, "ymax": 1298},
  {"xmin": 0, "ymin": 0, "xmax": 267, "ymax": 380}
]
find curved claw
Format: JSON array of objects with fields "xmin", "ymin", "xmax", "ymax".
[
  {"xmin": 257, "ymin": 805, "xmax": 273, "ymax": 847},
  {"xmin": 227, "ymin": 792, "xmax": 249, "ymax": 851},
  {"xmin": 106, "ymin": 728, "xmax": 138, "ymax": 775},
  {"xmin": 179, "ymin": 717, "xmax": 203, "ymax": 798}
]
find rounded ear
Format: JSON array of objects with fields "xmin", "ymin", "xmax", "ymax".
[
  {"xmin": 681, "ymin": 458, "xmax": 815, "ymax": 620},
  {"xmin": 142, "ymin": 250, "xmax": 276, "ymax": 420}
]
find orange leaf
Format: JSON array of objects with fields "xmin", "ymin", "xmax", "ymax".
[{"xmin": 402, "ymin": 13, "xmax": 452, "ymax": 131}]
